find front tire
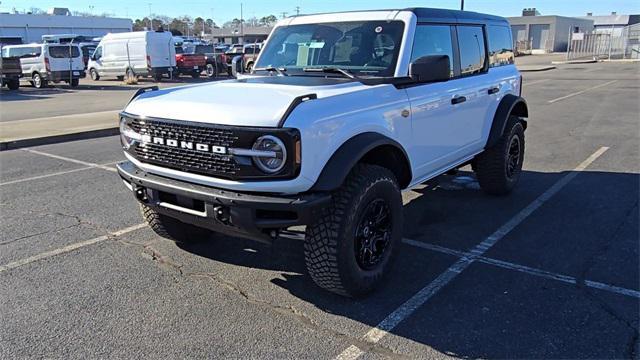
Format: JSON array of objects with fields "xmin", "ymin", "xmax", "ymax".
[
  {"xmin": 473, "ymin": 116, "xmax": 525, "ymax": 195},
  {"xmin": 90, "ymin": 68, "xmax": 100, "ymax": 80},
  {"xmin": 32, "ymin": 73, "xmax": 47, "ymax": 88},
  {"xmin": 304, "ymin": 164, "xmax": 403, "ymax": 297},
  {"xmin": 140, "ymin": 204, "xmax": 211, "ymax": 243}
]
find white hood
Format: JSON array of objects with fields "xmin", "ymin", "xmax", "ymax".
[{"xmin": 124, "ymin": 77, "xmax": 369, "ymax": 127}]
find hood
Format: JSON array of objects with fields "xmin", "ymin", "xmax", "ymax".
[{"xmin": 124, "ymin": 76, "xmax": 370, "ymax": 127}]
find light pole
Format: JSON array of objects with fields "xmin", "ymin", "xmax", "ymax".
[
  {"xmin": 461, "ymin": 0, "xmax": 464, "ymax": 11},
  {"xmin": 88, "ymin": 5, "xmax": 94, "ymax": 15},
  {"xmin": 147, "ymin": 3, "xmax": 152, "ymax": 30}
]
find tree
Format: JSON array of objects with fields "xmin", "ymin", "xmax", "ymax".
[{"xmin": 259, "ymin": 15, "xmax": 277, "ymax": 26}]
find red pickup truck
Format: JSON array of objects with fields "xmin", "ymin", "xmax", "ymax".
[{"xmin": 175, "ymin": 46, "xmax": 206, "ymax": 78}]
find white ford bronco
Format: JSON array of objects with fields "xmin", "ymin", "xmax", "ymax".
[{"xmin": 117, "ymin": 8, "xmax": 528, "ymax": 297}]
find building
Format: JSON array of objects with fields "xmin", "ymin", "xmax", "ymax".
[
  {"xmin": 204, "ymin": 26, "xmax": 272, "ymax": 44},
  {"xmin": 579, "ymin": 12, "xmax": 640, "ymax": 36},
  {"xmin": 508, "ymin": 8, "xmax": 594, "ymax": 53},
  {"xmin": 0, "ymin": 12, "xmax": 132, "ymax": 44}
]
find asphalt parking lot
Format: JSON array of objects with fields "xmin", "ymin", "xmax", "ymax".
[{"xmin": 1, "ymin": 61, "xmax": 639, "ymax": 359}]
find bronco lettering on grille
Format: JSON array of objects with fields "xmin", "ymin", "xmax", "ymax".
[{"xmin": 142, "ymin": 136, "xmax": 227, "ymax": 155}]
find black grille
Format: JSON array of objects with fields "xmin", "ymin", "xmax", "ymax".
[{"xmin": 124, "ymin": 116, "xmax": 300, "ymax": 180}]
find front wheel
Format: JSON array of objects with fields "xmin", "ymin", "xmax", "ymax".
[
  {"xmin": 140, "ymin": 204, "xmax": 211, "ymax": 243},
  {"xmin": 32, "ymin": 73, "xmax": 47, "ymax": 88},
  {"xmin": 473, "ymin": 117, "xmax": 525, "ymax": 195},
  {"xmin": 304, "ymin": 164, "xmax": 403, "ymax": 297},
  {"xmin": 205, "ymin": 63, "xmax": 217, "ymax": 78}
]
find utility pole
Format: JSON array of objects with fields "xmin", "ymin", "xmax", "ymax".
[
  {"xmin": 147, "ymin": 3, "xmax": 152, "ymax": 30},
  {"xmin": 240, "ymin": 3, "xmax": 244, "ymax": 44},
  {"xmin": 461, "ymin": 0, "xmax": 464, "ymax": 11},
  {"xmin": 294, "ymin": 6, "xmax": 300, "ymax": 16},
  {"xmin": 280, "ymin": 11, "xmax": 288, "ymax": 19}
]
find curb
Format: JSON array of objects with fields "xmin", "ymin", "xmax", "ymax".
[
  {"xmin": 519, "ymin": 65, "xmax": 556, "ymax": 72},
  {"xmin": 0, "ymin": 127, "xmax": 119, "ymax": 151},
  {"xmin": 551, "ymin": 59, "xmax": 597, "ymax": 65}
]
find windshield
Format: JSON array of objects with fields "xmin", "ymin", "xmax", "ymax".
[{"xmin": 255, "ymin": 21, "xmax": 404, "ymax": 77}]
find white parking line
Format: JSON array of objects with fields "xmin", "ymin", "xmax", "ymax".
[
  {"xmin": 334, "ymin": 146, "xmax": 609, "ymax": 360},
  {"xmin": 523, "ymin": 79, "xmax": 549, "ymax": 86},
  {"xmin": 548, "ymin": 80, "xmax": 617, "ymax": 103},
  {"xmin": 23, "ymin": 148, "xmax": 118, "ymax": 173},
  {"xmin": 403, "ymin": 239, "xmax": 640, "ymax": 299},
  {"xmin": 0, "ymin": 223, "xmax": 146, "ymax": 273},
  {"xmin": 0, "ymin": 161, "xmax": 120, "ymax": 186}
]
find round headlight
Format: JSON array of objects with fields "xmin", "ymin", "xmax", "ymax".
[
  {"xmin": 119, "ymin": 118, "xmax": 141, "ymax": 149},
  {"xmin": 252, "ymin": 135, "xmax": 287, "ymax": 173}
]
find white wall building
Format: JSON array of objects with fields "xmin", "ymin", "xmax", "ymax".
[{"xmin": 0, "ymin": 13, "xmax": 132, "ymax": 44}]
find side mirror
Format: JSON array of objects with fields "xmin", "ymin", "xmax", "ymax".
[{"xmin": 409, "ymin": 55, "xmax": 450, "ymax": 83}]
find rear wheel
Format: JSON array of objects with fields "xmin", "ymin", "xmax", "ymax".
[
  {"xmin": 90, "ymin": 68, "xmax": 100, "ymax": 80},
  {"xmin": 140, "ymin": 204, "xmax": 211, "ymax": 243},
  {"xmin": 205, "ymin": 63, "xmax": 217, "ymax": 78},
  {"xmin": 126, "ymin": 68, "xmax": 136, "ymax": 82},
  {"xmin": 6, "ymin": 79, "xmax": 19, "ymax": 90},
  {"xmin": 32, "ymin": 73, "xmax": 47, "ymax": 88},
  {"xmin": 473, "ymin": 116, "xmax": 525, "ymax": 195},
  {"xmin": 153, "ymin": 73, "xmax": 163, "ymax": 82},
  {"xmin": 304, "ymin": 164, "xmax": 403, "ymax": 297},
  {"xmin": 70, "ymin": 78, "xmax": 79, "ymax": 87},
  {"xmin": 246, "ymin": 62, "xmax": 254, "ymax": 73},
  {"xmin": 191, "ymin": 70, "xmax": 201, "ymax": 78}
]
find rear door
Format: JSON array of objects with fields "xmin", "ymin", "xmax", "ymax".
[{"xmin": 146, "ymin": 33, "xmax": 175, "ymax": 68}]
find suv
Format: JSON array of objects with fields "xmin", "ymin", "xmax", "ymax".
[{"xmin": 117, "ymin": 8, "xmax": 528, "ymax": 297}]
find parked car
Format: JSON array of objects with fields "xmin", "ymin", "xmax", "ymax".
[
  {"xmin": 174, "ymin": 46, "xmax": 206, "ymax": 78},
  {"xmin": 242, "ymin": 44, "xmax": 261, "ymax": 72},
  {"xmin": 2, "ymin": 43, "xmax": 85, "ymax": 88},
  {"xmin": 79, "ymin": 43, "xmax": 97, "ymax": 69},
  {"xmin": 190, "ymin": 44, "xmax": 228, "ymax": 78},
  {"xmin": 0, "ymin": 54, "xmax": 22, "ymax": 90},
  {"xmin": 117, "ymin": 8, "xmax": 526, "ymax": 297},
  {"xmin": 224, "ymin": 44, "xmax": 245, "ymax": 75},
  {"xmin": 88, "ymin": 31, "xmax": 176, "ymax": 82}
]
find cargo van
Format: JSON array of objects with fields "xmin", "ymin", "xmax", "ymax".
[
  {"xmin": 1, "ymin": 43, "xmax": 85, "ymax": 88},
  {"xmin": 88, "ymin": 31, "xmax": 176, "ymax": 82}
]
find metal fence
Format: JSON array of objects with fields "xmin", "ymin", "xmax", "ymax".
[{"xmin": 567, "ymin": 24, "xmax": 640, "ymax": 60}]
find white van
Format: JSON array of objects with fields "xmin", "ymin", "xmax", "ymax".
[
  {"xmin": 1, "ymin": 43, "xmax": 85, "ymax": 88},
  {"xmin": 88, "ymin": 31, "xmax": 176, "ymax": 82}
]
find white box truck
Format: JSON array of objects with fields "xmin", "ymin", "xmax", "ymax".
[{"xmin": 88, "ymin": 31, "xmax": 176, "ymax": 82}]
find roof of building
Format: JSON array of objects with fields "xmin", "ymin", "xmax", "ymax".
[
  {"xmin": 578, "ymin": 14, "xmax": 640, "ymax": 26},
  {"xmin": 209, "ymin": 26, "xmax": 273, "ymax": 37}
]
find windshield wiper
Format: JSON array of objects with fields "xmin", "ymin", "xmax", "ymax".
[
  {"xmin": 302, "ymin": 67, "xmax": 357, "ymax": 79},
  {"xmin": 253, "ymin": 66, "xmax": 288, "ymax": 76}
]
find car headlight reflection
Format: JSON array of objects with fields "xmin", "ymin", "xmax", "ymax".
[{"xmin": 120, "ymin": 117, "xmax": 142, "ymax": 149}]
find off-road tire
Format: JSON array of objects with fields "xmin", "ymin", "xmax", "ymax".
[
  {"xmin": 473, "ymin": 116, "xmax": 525, "ymax": 195},
  {"xmin": 304, "ymin": 164, "xmax": 403, "ymax": 297},
  {"xmin": 90, "ymin": 68, "xmax": 100, "ymax": 80},
  {"xmin": 7, "ymin": 79, "xmax": 19, "ymax": 90},
  {"xmin": 140, "ymin": 204, "xmax": 211, "ymax": 243}
]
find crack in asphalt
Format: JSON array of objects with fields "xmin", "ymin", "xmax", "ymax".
[
  {"xmin": 576, "ymin": 201, "xmax": 639, "ymax": 359},
  {"xmin": 0, "ymin": 212, "xmax": 107, "ymax": 246},
  {"xmin": 137, "ymin": 243, "xmax": 408, "ymax": 359}
]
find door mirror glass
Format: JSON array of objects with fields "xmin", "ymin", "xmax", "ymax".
[{"xmin": 409, "ymin": 55, "xmax": 450, "ymax": 83}]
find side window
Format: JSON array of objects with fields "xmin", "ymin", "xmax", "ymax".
[
  {"xmin": 456, "ymin": 25, "xmax": 486, "ymax": 76},
  {"xmin": 411, "ymin": 25, "xmax": 454, "ymax": 77},
  {"xmin": 488, "ymin": 25, "xmax": 514, "ymax": 67}
]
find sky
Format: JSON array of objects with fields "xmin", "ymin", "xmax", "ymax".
[{"xmin": 1, "ymin": 0, "xmax": 639, "ymax": 25}]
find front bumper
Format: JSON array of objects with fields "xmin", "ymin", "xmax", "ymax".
[{"xmin": 117, "ymin": 161, "xmax": 330, "ymax": 242}]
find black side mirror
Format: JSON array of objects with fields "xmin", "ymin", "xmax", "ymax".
[{"xmin": 409, "ymin": 55, "xmax": 450, "ymax": 83}]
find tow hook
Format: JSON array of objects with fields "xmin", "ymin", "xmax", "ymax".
[
  {"xmin": 133, "ymin": 186, "xmax": 148, "ymax": 202},
  {"xmin": 213, "ymin": 205, "xmax": 230, "ymax": 224}
]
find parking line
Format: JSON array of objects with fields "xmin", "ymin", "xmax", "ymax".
[
  {"xmin": 0, "ymin": 161, "xmax": 120, "ymax": 186},
  {"xmin": 547, "ymin": 80, "xmax": 617, "ymax": 103},
  {"xmin": 334, "ymin": 146, "xmax": 609, "ymax": 360},
  {"xmin": 403, "ymin": 239, "xmax": 640, "ymax": 299},
  {"xmin": 0, "ymin": 223, "xmax": 146, "ymax": 273},
  {"xmin": 523, "ymin": 79, "xmax": 549, "ymax": 86},
  {"xmin": 23, "ymin": 148, "xmax": 118, "ymax": 173}
]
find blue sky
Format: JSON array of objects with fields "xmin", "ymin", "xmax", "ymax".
[{"xmin": 2, "ymin": 0, "xmax": 639, "ymax": 24}]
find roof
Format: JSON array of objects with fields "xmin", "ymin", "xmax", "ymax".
[
  {"xmin": 578, "ymin": 14, "xmax": 638, "ymax": 26},
  {"xmin": 406, "ymin": 8, "xmax": 507, "ymax": 24},
  {"xmin": 209, "ymin": 27, "xmax": 273, "ymax": 37}
]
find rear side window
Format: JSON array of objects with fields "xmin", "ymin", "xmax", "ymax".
[
  {"xmin": 9, "ymin": 46, "xmax": 41, "ymax": 58},
  {"xmin": 456, "ymin": 25, "xmax": 486, "ymax": 76},
  {"xmin": 488, "ymin": 25, "xmax": 515, "ymax": 67},
  {"xmin": 49, "ymin": 46, "xmax": 80, "ymax": 58},
  {"xmin": 410, "ymin": 25, "xmax": 454, "ymax": 77}
]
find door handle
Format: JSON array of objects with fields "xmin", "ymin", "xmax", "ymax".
[
  {"xmin": 451, "ymin": 96, "xmax": 466, "ymax": 105},
  {"xmin": 488, "ymin": 87, "xmax": 500, "ymax": 95}
]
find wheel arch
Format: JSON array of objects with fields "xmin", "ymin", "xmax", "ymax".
[
  {"xmin": 310, "ymin": 132, "xmax": 412, "ymax": 192},
  {"xmin": 486, "ymin": 94, "xmax": 528, "ymax": 149}
]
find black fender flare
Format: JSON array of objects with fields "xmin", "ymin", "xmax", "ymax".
[
  {"xmin": 486, "ymin": 94, "xmax": 528, "ymax": 149},
  {"xmin": 310, "ymin": 132, "xmax": 412, "ymax": 192}
]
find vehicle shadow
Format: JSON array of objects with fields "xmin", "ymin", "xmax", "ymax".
[{"xmin": 177, "ymin": 169, "xmax": 640, "ymax": 358}]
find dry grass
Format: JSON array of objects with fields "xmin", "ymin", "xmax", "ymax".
[{"xmin": 124, "ymin": 76, "xmax": 138, "ymax": 85}]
